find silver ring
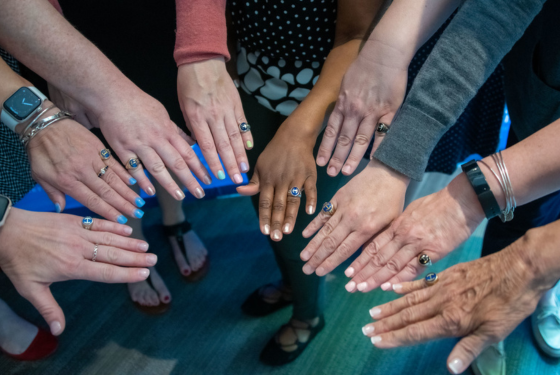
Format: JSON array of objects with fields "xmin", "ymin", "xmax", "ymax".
[
  {"xmin": 288, "ymin": 187, "xmax": 302, "ymax": 198},
  {"xmin": 376, "ymin": 123, "xmax": 390, "ymax": 134},
  {"xmin": 418, "ymin": 253, "xmax": 432, "ymax": 267},
  {"xmin": 239, "ymin": 122, "xmax": 251, "ymax": 133},
  {"xmin": 425, "ymin": 272, "xmax": 438, "ymax": 286},
  {"xmin": 98, "ymin": 166, "xmax": 109, "ymax": 178},
  {"xmin": 92, "ymin": 245, "xmax": 98, "ymax": 262},
  {"xmin": 82, "ymin": 216, "xmax": 94, "ymax": 230}
]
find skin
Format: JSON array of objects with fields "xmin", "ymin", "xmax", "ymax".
[
  {"xmin": 0, "ymin": 208, "xmax": 155, "ymax": 336},
  {"xmin": 236, "ymin": 0, "xmax": 385, "ymax": 242},
  {"xmin": 361, "ymin": 220, "xmax": 560, "ymax": 374}
]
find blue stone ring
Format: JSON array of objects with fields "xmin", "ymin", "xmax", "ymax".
[
  {"xmin": 239, "ymin": 122, "xmax": 251, "ymax": 133},
  {"xmin": 425, "ymin": 272, "xmax": 438, "ymax": 286},
  {"xmin": 126, "ymin": 157, "xmax": 141, "ymax": 170},
  {"xmin": 100, "ymin": 149, "xmax": 111, "ymax": 160},
  {"xmin": 322, "ymin": 202, "xmax": 336, "ymax": 216},
  {"xmin": 98, "ymin": 166, "xmax": 109, "ymax": 178},
  {"xmin": 418, "ymin": 253, "xmax": 432, "ymax": 267},
  {"xmin": 82, "ymin": 216, "xmax": 94, "ymax": 230},
  {"xmin": 288, "ymin": 187, "xmax": 302, "ymax": 198}
]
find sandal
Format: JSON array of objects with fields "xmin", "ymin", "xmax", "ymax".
[
  {"xmin": 132, "ymin": 275, "xmax": 171, "ymax": 315},
  {"xmin": 2, "ymin": 328, "xmax": 58, "ymax": 361},
  {"xmin": 241, "ymin": 283, "xmax": 293, "ymax": 317},
  {"xmin": 260, "ymin": 315, "xmax": 325, "ymax": 366},
  {"xmin": 163, "ymin": 220, "xmax": 209, "ymax": 282}
]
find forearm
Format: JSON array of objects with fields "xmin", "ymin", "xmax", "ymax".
[{"xmin": 0, "ymin": 59, "xmax": 32, "ymax": 103}]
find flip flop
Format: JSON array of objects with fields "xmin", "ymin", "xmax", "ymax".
[
  {"xmin": 132, "ymin": 275, "xmax": 171, "ymax": 315},
  {"xmin": 163, "ymin": 221, "xmax": 209, "ymax": 282}
]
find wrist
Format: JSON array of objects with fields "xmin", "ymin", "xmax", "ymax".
[
  {"xmin": 444, "ymin": 172, "xmax": 487, "ymax": 227},
  {"xmin": 365, "ymin": 159, "xmax": 411, "ymax": 186},
  {"xmin": 519, "ymin": 222, "xmax": 560, "ymax": 292},
  {"xmin": 14, "ymin": 100, "xmax": 58, "ymax": 135},
  {"xmin": 361, "ymin": 37, "xmax": 414, "ymax": 71}
]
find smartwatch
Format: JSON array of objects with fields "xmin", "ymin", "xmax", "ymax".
[
  {"xmin": 461, "ymin": 160, "xmax": 501, "ymax": 220},
  {"xmin": 1, "ymin": 87, "xmax": 48, "ymax": 132},
  {"xmin": 0, "ymin": 194, "xmax": 12, "ymax": 228}
]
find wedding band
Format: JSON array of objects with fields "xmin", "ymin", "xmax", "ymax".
[
  {"xmin": 425, "ymin": 272, "xmax": 438, "ymax": 286},
  {"xmin": 126, "ymin": 157, "xmax": 141, "ymax": 170},
  {"xmin": 322, "ymin": 202, "xmax": 336, "ymax": 216},
  {"xmin": 98, "ymin": 166, "xmax": 109, "ymax": 178},
  {"xmin": 288, "ymin": 187, "xmax": 302, "ymax": 198},
  {"xmin": 377, "ymin": 123, "xmax": 390, "ymax": 134},
  {"xmin": 100, "ymin": 149, "xmax": 111, "ymax": 160},
  {"xmin": 418, "ymin": 253, "xmax": 432, "ymax": 267},
  {"xmin": 82, "ymin": 216, "xmax": 94, "ymax": 230},
  {"xmin": 92, "ymin": 245, "xmax": 98, "ymax": 262},
  {"xmin": 239, "ymin": 122, "xmax": 251, "ymax": 133}
]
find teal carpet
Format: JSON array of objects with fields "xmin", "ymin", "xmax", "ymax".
[{"xmin": 1, "ymin": 196, "xmax": 558, "ymax": 374}]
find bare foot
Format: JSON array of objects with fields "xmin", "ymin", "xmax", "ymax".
[
  {"xmin": 260, "ymin": 281, "xmax": 293, "ymax": 304},
  {"xmin": 168, "ymin": 229, "xmax": 208, "ymax": 276},
  {"xmin": 276, "ymin": 317, "xmax": 321, "ymax": 352},
  {"xmin": 128, "ymin": 266, "xmax": 171, "ymax": 307}
]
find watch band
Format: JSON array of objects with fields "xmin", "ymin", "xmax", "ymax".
[
  {"xmin": 1, "ymin": 86, "xmax": 48, "ymax": 132},
  {"xmin": 461, "ymin": 160, "xmax": 501, "ymax": 220},
  {"xmin": 0, "ymin": 194, "xmax": 13, "ymax": 228}
]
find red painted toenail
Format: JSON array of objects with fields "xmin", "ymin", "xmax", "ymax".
[
  {"xmin": 183, "ymin": 270, "xmax": 191, "ymax": 275},
  {"xmin": 164, "ymin": 296, "xmax": 170, "ymax": 302}
]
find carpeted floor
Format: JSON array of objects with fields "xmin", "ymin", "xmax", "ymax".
[{"xmin": 1, "ymin": 196, "xmax": 559, "ymax": 375}]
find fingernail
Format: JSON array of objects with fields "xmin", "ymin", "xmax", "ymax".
[
  {"xmin": 138, "ymin": 269, "xmax": 150, "ymax": 278},
  {"xmin": 134, "ymin": 209, "xmax": 144, "ymax": 219},
  {"xmin": 147, "ymin": 187, "xmax": 155, "ymax": 196},
  {"xmin": 129, "ymin": 177, "xmax": 137, "ymax": 185},
  {"xmin": 246, "ymin": 140, "xmax": 253, "ymax": 149},
  {"xmin": 217, "ymin": 170, "xmax": 226, "ymax": 180},
  {"xmin": 301, "ymin": 250, "xmax": 310, "ymax": 261},
  {"xmin": 204, "ymin": 176, "xmax": 212, "ymax": 185},
  {"xmin": 369, "ymin": 307, "xmax": 381, "ymax": 318},
  {"xmin": 345, "ymin": 267, "xmax": 354, "ymax": 277},
  {"xmin": 117, "ymin": 215, "xmax": 128, "ymax": 224},
  {"xmin": 146, "ymin": 254, "xmax": 158, "ymax": 266},
  {"xmin": 448, "ymin": 359, "xmax": 464, "ymax": 374},
  {"xmin": 240, "ymin": 162, "xmax": 249, "ymax": 173},
  {"xmin": 307, "ymin": 205, "xmax": 315, "ymax": 215},
  {"xmin": 371, "ymin": 336, "xmax": 382, "ymax": 345},
  {"xmin": 362, "ymin": 325, "xmax": 374, "ymax": 336},
  {"xmin": 357, "ymin": 282, "xmax": 368, "ymax": 291},
  {"xmin": 316, "ymin": 267, "xmax": 325, "ymax": 275},
  {"xmin": 55, "ymin": 203, "xmax": 61, "ymax": 213},
  {"xmin": 175, "ymin": 189, "xmax": 185, "ymax": 200},
  {"xmin": 124, "ymin": 226, "xmax": 133, "ymax": 235},
  {"xmin": 392, "ymin": 284, "xmax": 402, "ymax": 291},
  {"xmin": 302, "ymin": 264, "xmax": 314, "ymax": 275},
  {"xmin": 196, "ymin": 187, "xmax": 205, "ymax": 199},
  {"xmin": 345, "ymin": 281, "xmax": 356, "ymax": 292},
  {"xmin": 135, "ymin": 197, "xmax": 145, "ymax": 207},
  {"xmin": 283, "ymin": 223, "xmax": 290, "ymax": 233},
  {"xmin": 317, "ymin": 156, "xmax": 326, "ymax": 165},
  {"xmin": 381, "ymin": 282, "xmax": 392, "ymax": 291},
  {"xmin": 263, "ymin": 224, "xmax": 270, "ymax": 235},
  {"xmin": 233, "ymin": 173, "xmax": 243, "ymax": 184},
  {"xmin": 328, "ymin": 166, "xmax": 336, "ymax": 176},
  {"xmin": 272, "ymin": 230, "xmax": 281, "ymax": 240},
  {"xmin": 342, "ymin": 165, "xmax": 351, "ymax": 174},
  {"xmin": 50, "ymin": 321, "xmax": 62, "ymax": 336},
  {"xmin": 139, "ymin": 242, "xmax": 149, "ymax": 251}
]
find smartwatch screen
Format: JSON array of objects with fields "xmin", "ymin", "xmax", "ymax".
[
  {"xmin": 0, "ymin": 195, "xmax": 9, "ymax": 221},
  {"xmin": 3, "ymin": 88, "xmax": 42, "ymax": 120}
]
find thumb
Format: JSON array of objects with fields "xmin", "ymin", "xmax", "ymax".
[
  {"xmin": 447, "ymin": 333, "xmax": 489, "ymax": 374},
  {"xmin": 24, "ymin": 285, "xmax": 66, "ymax": 336},
  {"xmin": 40, "ymin": 181, "xmax": 66, "ymax": 213},
  {"xmin": 236, "ymin": 171, "xmax": 260, "ymax": 196}
]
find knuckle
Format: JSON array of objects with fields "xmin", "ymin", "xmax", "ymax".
[
  {"xmin": 228, "ymin": 130, "xmax": 242, "ymax": 142},
  {"xmin": 323, "ymin": 236, "xmax": 338, "ymax": 251},
  {"xmin": 284, "ymin": 213, "xmax": 296, "ymax": 222},
  {"xmin": 338, "ymin": 242, "xmax": 352, "ymax": 258},
  {"xmin": 404, "ymin": 263, "xmax": 419, "ymax": 277},
  {"xmin": 322, "ymin": 222, "xmax": 335, "ymax": 236},
  {"xmin": 104, "ymin": 171, "xmax": 119, "ymax": 185},
  {"xmin": 371, "ymin": 253, "xmax": 385, "ymax": 268},
  {"xmin": 101, "ymin": 265, "xmax": 115, "ymax": 282},
  {"xmin": 259, "ymin": 199, "xmax": 272, "ymax": 210},
  {"xmin": 102, "ymin": 234, "xmax": 114, "ymax": 247},
  {"xmin": 364, "ymin": 242, "xmax": 379, "ymax": 257},
  {"xmin": 148, "ymin": 162, "xmax": 167, "ymax": 174},
  {"xmin": 173, "ymin": 158, "xmax": 188, "ymax": 171},
  {"xmin": 405, "ymin": 292, "xmax": 419, "ymax": 307},
  {"xmin": 98, "ymin": 186, "xmax": 114, "ymax": 200},
  {"xmin": 401, "ymin": 308, "xmax": 415, "ymax": 325},
  {"xmin": 86, "ymin": 194, "xmax": 102, "ymax": 210},
  {"xmin": 405, "ymin": 324, "xmax": 424, "ymax": 342},
  {"xmin": 106, "ymin": 248, "xmax": 119, "ymax": 263},
  {"xmin": 324, "ymin": 125, "xmax": 338, "ymax": 138},
  {"xmin": 442, "ymin": 308, "xmax": 464, "ymax": 335},
  {"xmin": 215, "ymin": 139, "xmax": 231, "ymax": 152},
  {"xmin": 386, "ymin": 259, "xmax": 401, "ymax": 273},
  {"xmin": 272, "ymin": 201, "xmax": 285, "ymax": 212},
  {"xmin": 337, "ymin": 135, "xmax": 352, "ymax": 147},
  {"xmin": 354, "ymin": 134, "xmax": 370, "ymax": 146},
  {"xmin": 198, "ymin": 139, "xmax": 215, "ymax": 152}
]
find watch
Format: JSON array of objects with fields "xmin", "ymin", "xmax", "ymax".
[
  {"xmin": 0, "ymin": 194, "xmax": 12, "ymax": 228},
  {"xmin": 461, "ymin": 160, "xmax": 501, "ymax": 220},
  {"xmin": 1, "ymin": 87, "xmax": 48, "ymax": 132}
]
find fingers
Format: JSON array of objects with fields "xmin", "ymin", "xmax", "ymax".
[
  {"xmin": 387, "ymin": 254, "xmax": 437, "ymax": 288},
  {"xmin": 79, "ymin": 261, "xmax": 150, "ymax": 284},
  {"xmin": 207, "ymin": 118, "xmax": 242, "ymax": 182},
  {"xmin": 369, "ymin": 316, "xmax": 450, "ymax": 349},
  {"xmin": 225, "ymin": 114, "xmax": 250, "ymax": 178},
  {"xmin": 282, "ymin": 183, "xmax": 303, "ymax": 236},
  {"xmin": 67, "ymin": 181, "xmax": 128, "ymax": 223},
  {"xmin": 447, "ymin": 334, "xmax": 490, "ymax": 374},
  {"xmin": 391, "ymin": 277, "xmax": 429, "ymax": 295},
  {"xmin": 233, "ymin": 92, "xmax": 254, "ymax": 151},
  {"xmin": 40, "ymin": 180, "xmax": 66, "ymax": 213},
  {"xmin": 118, "ymin": 151, "xmax": 156, "ymax": 197},
  {"xmin": 169, "ymin": 134, "xmax": 212, "ymax": 187},
  {"xmin": 260, "ymin": 184, "xmax": 277, "ymax": 239},
  {"xmin": 314, "ymin": 232, "xmax": 363, "ymax": 276},
  {"xmin": 100, "ymin": 167, "xmax": 145, "ymax": 209},
  {"xmin": 301, "ymin": 199, "xmax": 338, "ymax": 239},
  {"xmin": 135, "ymin": 148, "xmax": 184, "ymax": 200},
  {"xmin": 87, "ymin": 217, "xmax": 134, "ymax": 237},
  {"xmin": 21, "ymin": 285, "xmax": 66, "ymax": 336},
  {"xmin": 102, "ymin": 153, "xmax": 136, "ymax": 186},
  {"xmin": 316, "ymin": 108, "xmax": 343, "ymax": 167},
  {"xmin": 303, "ymin": 175, "xmax": 317, "ymax": 215},
  {"xmin": 236, "ymin": 171, "xmax": 260, "ymax": 197},
  {"xmin": 189, "ymin": 118, "xmax": 226, "ymax": 179},
  {"xmin": 327, "ymin": 116, "xmax": 361, "ymax": 176},
  {"xmin": 368, "ymin": 286, "xmax": 436, "ymax": 321},
  {"xmin": 342, "ymin": 117, "xmax": 376, "ymax": 175},
  {"xmin": 87, "ymin": 245, "xmax": 157, "ymax": 267},
  {"xmin": 302, "ymin": 222, "xmax": 348, "ymax": 275},
  {"xmin": 84, "ymin": 230, "xmax": 150, "ymax": 252}
]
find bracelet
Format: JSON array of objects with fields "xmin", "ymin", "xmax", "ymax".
[
  {"xmin": 492, "ymin": 151, "xmax": 516, "ymax": 221},
  {"xmin": 461, "ymin": 159, "xmax": 502, "ymax": 220},
  {"xmin": 20, "ymin": 104, "xmax": 56, "ymax": 136},
  {"xmin": 21, "ymin": 111, "xmax": 73, "ymax": 147}
]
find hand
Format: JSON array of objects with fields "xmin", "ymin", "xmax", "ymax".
[
  {"xmin": 178, "ymin": 57, "xmax": 253, "ymax": 183},
  {"xmin": 361, "ymin": 234, "xmax": 550, "ymax": 374},
  {"xmin": 300, "ymin": 159, "xmax": 409, "ymax": 276},
  {"xmin": 48, "ymin": 83, "xmax": 99, "ymax": 129},
  {"xmin": 236, "ymin": 125, "xmax": 317, "ymax": 241},
  {"xmin": 345, "ymin": 173, "xmax": 485, "ymax": 293},
  {"xmin": 0, "ymin": 208, "xmax": 155, "ymax": 336},
  {"xmin": 316, "ymin": 45, "xmax": 408, "ymax": 176},
  {"xmin": 27, "ymin": 114, "xmax": 145, "ymax": 222}
]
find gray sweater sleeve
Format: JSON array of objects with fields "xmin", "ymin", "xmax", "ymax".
[{"xmin": 373, "ymin": 0, "xmax": 545, "ymax": 181}]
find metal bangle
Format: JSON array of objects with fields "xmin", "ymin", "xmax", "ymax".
[
  {"xmin": 21, "ymin": 111, "xmax": 74, "ymax": 146},
  {"xmin": 20, "ymin": 104, "xmax": 56, "ymax": 137}
]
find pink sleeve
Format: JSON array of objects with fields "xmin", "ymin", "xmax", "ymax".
[
  {"xmin": 48, "ymin": 0, "xmax": 63, "ymax": 14},
  {"xmin": 174, "ymin": 0, "xmax": 230, "ymax": 66}
]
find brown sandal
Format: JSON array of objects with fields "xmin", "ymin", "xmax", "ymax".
[{"xmin": 163, "ymin": 220, "xmax": 209, "ymax": 282}]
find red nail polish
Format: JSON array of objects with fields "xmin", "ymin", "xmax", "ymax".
[{"xmin": 164, "ymin": 296, "xmax": 170, "ymax": 302}]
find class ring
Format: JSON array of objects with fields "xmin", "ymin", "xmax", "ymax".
[
  {"xmin": 418, "ymin": 253, "xmax": 432, "ymax": 267},
  {"xmin": 377, "ymin": 123, "xmax": 390, "ymax": 134},
  {"xmin": 288, "ymin": 187, "xmax": 302, "ymax": 198},
  {"xmin": 126, "ymin": 157, "xmax": 141, "ymax": 170},
  {"xmin": 82, "ymin": 216, "xmax": 94, "ymax": 230},
  {"xmin": 100, "ymin": 149, "xmax": 111, "ymax": 160},
  {"xmin": 425, "ymin": 272, "xmax": 438, "ymax": 286},
  {"xmin": 322, "ymin": 202, "xmax": 335, "ymax": 216},
  {"xmin": 239, "ymin": 122, "xmax": 251, "ymax": 133}
]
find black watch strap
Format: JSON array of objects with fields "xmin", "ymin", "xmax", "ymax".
[{"xmin": 461, "ymin": 160, "xmax": 501, "ymax": 220}]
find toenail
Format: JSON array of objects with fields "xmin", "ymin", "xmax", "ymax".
[{"xmin": 164, "ymin": 296, "xmax": 170, "ymax": 302}]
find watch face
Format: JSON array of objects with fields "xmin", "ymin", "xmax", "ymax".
[
  {"xmin": 3, "ymin": 88, "xmax": 42, "ymax": 120},
  {"xmin": 0, "ymin": 195, "xmax": 10, "ymax": 221}
]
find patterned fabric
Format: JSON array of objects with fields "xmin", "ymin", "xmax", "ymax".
[
  {"xmin": 232, "ymin": 3, "xmax": 504, "ymax": 174},
  {"xmin": 0, "ymin": 48, "xmax": 36, "ymax": 203}
]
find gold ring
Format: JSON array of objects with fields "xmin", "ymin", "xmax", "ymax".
[
  {"xmin": 126, "ymin": 157, "xmax": 141, "ymax": 170},
  {"xmin": 425, "ymin": 272, "xmax": 438, "ymax": 286}
]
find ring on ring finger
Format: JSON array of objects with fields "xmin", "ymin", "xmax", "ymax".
[
  {"xmin": 92, "ymin": 244, "xmax": 98, "ymax": 262},
  {"xmin": 418, "ymin": 253, "xmax": 432, "ymax": 267},
  {"xmin": 126, "ymin": 157, "xmax": 141, "ymax": 170},
  {"xmin": 98, "ymin": 166, "xmax": 109, "ymax": 178},
  {"xmin": 322, "ymin": 202, "xmax": 336, "ymax": 216},
  {"xmin": 239, "ymin": 122, "xmax": 251, "ymax": 133},
  {"xmin": 82, "ymin": 216, "xmax": 93, "ymax": 230},
  {"xmin": 376, "ymin": 123, "xmax": 390, "ymax": 134},
  {"xmin": 100, "ymin": 149, "xmax": 111, "ymax": 160},
  {"xmin": 425, "ymin": 272, "xmax": 438, "ymax": 286},
  {"xmin": 288, "ymin": 187, "xmax": 302, "ymax": 198}
]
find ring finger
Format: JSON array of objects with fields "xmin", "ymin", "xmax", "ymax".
[
  {"xmin": 283, "ymin": 182, "xmax": 305, "ymax": 235},
  {"xmin": 85, "ymin": 244, "xmax": 157, "ymax": 267},
  {"xmin": 122, "ymin": 152, "xmax": 156, "ymax": 196},
  {"xmin": 327, "ymin": 116, "xmax": 361, "ymax": 176},
  {"xmin": 342, "ymin": 117, "xmax": 377, "ymax": 175},
  {"xmin": 225, "ymin": 114, "xmax": 250, "ymax": 176},
  {"xmin": 99, "ymin": 149, "xmax": 137, "ymax": 186}
]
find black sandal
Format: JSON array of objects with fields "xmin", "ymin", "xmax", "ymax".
[
  {"xmin": 163, "ymin": 220, "xmax": 209, "ymax": 282},
  {"xmin": 260, "ymin": 315, "xmax": 325, "ymax": 366},
  {"xmin": 241, "ymin": 283, "xmax": 293, "ymax": 317}
]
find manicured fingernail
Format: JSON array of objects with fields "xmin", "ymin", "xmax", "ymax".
[
  {"xmin": 233, "ymin": 174, "xmax": 243, "ymax": 184},
  {"xmin": 345, "ymin": 267, "xmax": 354, "ymax": 277},
  {"xmin": 357, "ymin": 282, "xmax": 368, "ymax": 291},
  {"xmin": 302, "ymin": 264, "xmax": 314, "ymax": 275},
  {"xmin": 371, "ymin": 336, "xmax": 382, "ymax": 345},
  {"xmin": 117, "ymin": 215, "xmax": 128, "ymax": 224},
  {"xmin": 342, "ymin": 165, "xmax": 351, "ymax": 174},
  {"xmin": 129, "ymin": 177, "xmax": 137, "ymax": 185},
  {"xmin": 135, "ymin": 197, "xmax": 145, "ymax": 207},
  {"xmin": 50, "ymin": 321, "xmax": 62, "ymax": 336},
  {"xmin": 138, "ymin": 242, "xmax": 149, "ymax": 251},
  {"xmin": 328, "ymin": 166, "xmax": 336, "ymax": 176},
  {"xmin": 362, "ymin": 325, "xmax": 374, "ymax": 336},
  {"xmin": 381, "ymin": 282, "xmax": 392, "ymax": 291},
  {"xmin": 204, "ymin": 176, "xmax": 212, "ymax": 185},
  {"xmin": 448, "ymin": 359, "xmax": 464, "ymax": 374},
  {"xmin": 272, "ymin": 230, "xmax": 281, "ymax": 240},
  {"xmin": 240, "ymin": 162, "xmax": 249, "ymax": 173},
  {"xmin": 217, "ymin": 170, "xmax": 226, "ymax": 180},
  {"xmin": 138, "ymin": 269, "xmax": 150, "ymax": 278},
  {"xmin": 345, "ymin": 281, "xmax": 356, "ymax": 292},
  {"xmin": 263, "ymin": 224, "xmax": 270, "ymax": 235},
  {"xmin": 317, "ymin": 156, "xmax": 326, "ymax": 166},
  {"xmin": 301, "ymin": 250, "xmax": 310, "ymax": 261},
  {"xmin": 175, "ymin": 189, "xmax": 185, "ymax": 200},
  {"xmin": 369, "ymin": 307, "xmax": 381, "ymax": 318},
  {"xmin": 124, "ymin": 226, "xmax": 133, "ymax": 235},
  {"xmin": 246, "ymin": 140, "xmax": 253, "ymax": 149},
  {"xmin": 55, "ymin": 203, "xmax": 61, "ymax": 213},
  {"xmin": 146, "ymin": 254, "xmax": 158, "ymax": 266},
  {"xmin": 134, "ymin": 209, "xmax": 144, "ymax": 219},
  {"xmin": 316, "ymin": 267, "xmax": 325, "ymax": 275},
  {"xmin": 307, "ymin": 205, "xmax": 315, "ymax": 215},
  {"xmin": 392, "ymin": 284, "xmax": 402, "ymax": 291},
  {"xmin": 283, "ymin": 223, "xmax": 290, "ymax": 233},
  {"xmin": 196, "ymin": 187, "xmax": 205, "ymax": 199},
  {"xmin": 147, "ymin": 187, "xmax": 155, "ymax": 196}
]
